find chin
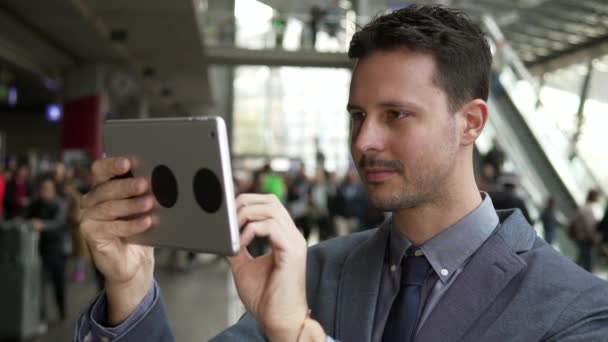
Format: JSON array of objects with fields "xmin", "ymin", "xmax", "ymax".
[{"xmin": 367, "ymin": 184, "xmax": 423, "ymax": 211}]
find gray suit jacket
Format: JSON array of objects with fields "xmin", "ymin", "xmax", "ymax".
[{"xmin": 213, "ymin": 209, "xmax": 608, "ymax": 341}]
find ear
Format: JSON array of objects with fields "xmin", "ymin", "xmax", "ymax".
[{"xmin": 458, "ymin": 99, "xmax": 488, "ymax": 146}]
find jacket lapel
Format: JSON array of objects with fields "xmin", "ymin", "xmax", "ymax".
[
  {"xmin": 335, "ymin": 221, "xmax": 390, "ymax": 342},
  {"xmin": 415, "ymin": 211, "xmax": 535, "ymax": 342}
]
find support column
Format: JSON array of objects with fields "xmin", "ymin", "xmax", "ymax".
[
  {"xmin": 571, "ymin": 59, "xmax": 594, "ymax": 158},
  {"xmin": 61, "ymin": 64, "xmax": 106, "ymax": 162}
]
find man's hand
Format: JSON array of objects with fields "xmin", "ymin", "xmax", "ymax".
[
  {"xmin": 31, "ymin": 219, "xmax": 44, "ymax": 232},
  {"xmin": 80, "ymin": 157, "xmax": 155, "ymax": 325},
  {"xmin": 229, "ymin": 194, "xmax": 324, "ymax": 341}
]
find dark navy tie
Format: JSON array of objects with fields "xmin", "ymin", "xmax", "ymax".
[{"xmin": 382, "ymin": 247, "xmax": 432, "ymax": 342}]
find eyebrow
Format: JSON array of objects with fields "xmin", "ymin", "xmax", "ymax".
[{"xmin": 347, "ymin": 101, "xmax": 423, "ymax": 112}]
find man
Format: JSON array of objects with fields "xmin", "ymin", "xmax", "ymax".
[
  {"xmin": 75, "ymin": 5, "xmax": 608, "ymax": 342},
  {"xmin": 27, "ymin": 176, "xmax": 69, "ymax": 321},
  {"xmin": 570, "ymin": 189, "xmax": 601, "ymax": 272},
  {"xmin": 488, "ymin": 173, "xmax": 533, "ymax": 225}
]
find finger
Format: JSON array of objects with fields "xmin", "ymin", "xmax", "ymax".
[
  {"xmin": 91, "ymin": 157, "xmax": 131, "ymax": 187},
  {"xmin": 236, "ymin": 203, "xmax": 276, "ymax": 228},
  {"xmin": 239, "ymin": 219, "xmax": 288, "ymax": 252},
  {"xmin": 228, "ymin": 240, "xmax": 254, "ymax": 270},
  {"xmin": 85, "ymin": 195, "xmax": 155, "ymax": 221},
  {"xmin": 235, "ymin": 193, "xmax": 278, "ymax": 210},
  {"xmin": 82, "ymin": 177, "xmax": 149, "ymax": 209},
  {"xmin": 81, "ymin": 216, "xmax": 152, "ymax": 241}
]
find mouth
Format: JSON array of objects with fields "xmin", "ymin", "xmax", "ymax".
[{"xmin": 364, "ymin": 168, "xmax": 397, "ymax": 183}]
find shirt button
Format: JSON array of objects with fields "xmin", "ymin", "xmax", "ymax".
[
  {"xmin": 414, "ymin": 249, "xmax": 424, "ymax": 257},
  {"xmin": 101, "ymin": 337, "xmax": 110, "ymax": 342},
  {"xmin": 440, "ymin": 269, "xmax": 449, "ymax": 276},
  {"xmin": 390, "ymin": 265, "xmax": 397, "ymax": 272}
]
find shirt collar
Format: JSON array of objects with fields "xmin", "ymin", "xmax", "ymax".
[{"xmin": 389, "ymin": 192, "xmax": 499, "ymax": 283}]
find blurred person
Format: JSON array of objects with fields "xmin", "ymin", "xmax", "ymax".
[
  {"xmin": 336, "ymin": 168, "xmax": 367, "ymax": 233},
  {"xmin": 483, "ymin": 137, "xmax": 506, "ymax": 177},
  {"xmin": 4, "ymin": 164, "xmax": 32, "ymax": 219},
  {"xmin": 75, "ymin": 6, "xmax": 608, "ymax": 341},
  {"xmin": 324, "ymin": 0, "xmax": 342, "ymax": 40},
  {"xmin": 476, "ymin": 161, "xmax": 497, "ymax": 193},
  {"xmin": 540, "ymin": 197, "xmax": 559, "ymax": 245},
  {"xmin": 260, "ymin": 164, "xmax": 287, "ymax": 203},
  {"xmin": 324, "ymin": 171, "xmax": 339, "ymax": 238},
  {"xmin": 26, "ymin": 175, "xmax": 69, "ymax": 321},
  {"xmin": 597, "ymin": 204, "xmax": 608, "ymax": 257},
  {"xmin": 488, "ymin": 173, "xmax": 533, "ymax": 225},
  {"xmin": 287, "ymin": 164, "xmax": 313, "ymax": 240},
  {"xmin": 570, "ymin": 189, "xmax": 601, "ymax": 272},
  {"xmin": 309, "ymin": 5, "xmax": 324, "ymax": 49},
  {"xmin": 309, "ymin": 168, "xmax": 335, "ymax": 241},
  {"xmin": 271, "ymin": 11, "xmax": 287, "ymax": 49},
  {"xmin": 64, "ymin": 180, "xmax": 88, "ymax": 283},
  {"xmin": 53, "ymin": 162, "xmax": 67, "ymax": 197}
]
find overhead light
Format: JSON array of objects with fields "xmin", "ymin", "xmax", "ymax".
[{"xmin": 46, "ymin": 104, "xmax": 63, "ymax": 122}]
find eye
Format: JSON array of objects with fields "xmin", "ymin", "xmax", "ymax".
[
  {"xmin": 389, "ymin": 110, "xmax": 408, "ymax": 119},
  {"xmin": 349, "ymin": 111, "xmax": 366, "ymax": 122}
]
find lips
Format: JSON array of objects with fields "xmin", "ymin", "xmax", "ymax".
[{"xmin": 364, "ymin": 168, "xmax": 397, "ymax": 182}]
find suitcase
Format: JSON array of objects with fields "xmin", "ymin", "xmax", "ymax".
[{"xmin": 0, "ymin": 220, "xmax": 42, "ymax": 340}]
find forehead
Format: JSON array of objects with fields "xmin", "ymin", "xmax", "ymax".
[{"xmin": 349, "ymin": 50, "xmax": 447, "ymax": 107}]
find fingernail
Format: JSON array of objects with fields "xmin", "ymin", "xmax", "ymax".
[{"xmin": 115, "ymin": 158, "xmax": 128, "ymax": 171}]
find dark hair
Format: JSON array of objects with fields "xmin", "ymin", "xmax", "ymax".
[
  {"xmin": 37, "ymin": 173, "xmax": 55, "ymax": 188},
  {"xmin": 348, "ymin": 5, "xmax": 492, "ymax": 112}
]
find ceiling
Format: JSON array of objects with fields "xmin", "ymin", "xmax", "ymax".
[
  {"xmin": 1, "ymin": 0, "xmax": 607, "ymax": 114},
  {"xmin": 258, "ymin": 0, "xmax": 608, "ymax": 73},
  {"xmin": 422, "ymin": 0, "xmax": 608, "ymax": 73},
  {"xmin": 0, "ymin": 0, "xmax": 211, "ymax": 115}
]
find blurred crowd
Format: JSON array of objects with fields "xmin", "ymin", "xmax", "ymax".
[
  {"xmin": 235, "ymin": 161, "xmax": 385, "ymax": 242},
  {"xmin": 0, "ymin": 155, "xmax": 95, "ymax": 328},
  {"xmin": 476, "ymin": 140, "xmax": 608, "ymax": 273}
]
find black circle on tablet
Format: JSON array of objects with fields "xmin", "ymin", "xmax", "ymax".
[
  {"xmin": 151, "ymin": 165, "xmax": 178, "ymax": 208},
  {"xmin": 193, "ymin": 168, "xmax": 223, "ymax": 213}
]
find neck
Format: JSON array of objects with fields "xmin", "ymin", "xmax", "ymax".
[{"xmin": 392, "ymin": 169, "xmax": 482, "ymax": 245}]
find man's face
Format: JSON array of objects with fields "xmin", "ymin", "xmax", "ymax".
[{"xmin": 348, "ymin": 50, "xmax": 461, "ymax": 211}]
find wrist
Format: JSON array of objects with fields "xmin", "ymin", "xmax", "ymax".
[
  {"xmin": 266, "ymin": 307, "xmax": 309, "ymax": 342},
  {"xmin": 297, "ymin": 318, "xmax": 326, "ymax": 342},
  {"xmin": 105, "ymin": 270, "xmax": 153, "ymax": 325}
]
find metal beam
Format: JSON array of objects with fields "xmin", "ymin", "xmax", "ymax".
[
  {"xmin": 206, "ymin": 47, "xmax": 353, "ymax": 69},
  {"xmin": 527, "ymin": 33, "xmax": 608, "ymax": 71}
]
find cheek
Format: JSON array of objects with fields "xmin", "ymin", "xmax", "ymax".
[{"xmin": 392, "ymin": 130, "xmax": 432, "ymax": 165}]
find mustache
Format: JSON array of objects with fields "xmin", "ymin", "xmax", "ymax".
[{"xmin": 359, "ymin": 155, "xmax": 403, "ymax": 172}]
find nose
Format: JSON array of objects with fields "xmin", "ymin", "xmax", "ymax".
[{"xmin": 352, "ymin": 116, "xmax": 386, "ymax": 154}]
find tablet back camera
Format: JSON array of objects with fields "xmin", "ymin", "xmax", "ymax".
[
  {"xmin": 193, "ymin": 168, "xmax": 223, "ymax": 213},
  {"xmin": 151, "ymin": 165, "xmax": 178, "ymax": 208}
]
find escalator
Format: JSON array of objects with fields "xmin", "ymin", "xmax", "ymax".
[{"xmin": 475, "ymin": 15, "xmax": 604, "ymax": 221}]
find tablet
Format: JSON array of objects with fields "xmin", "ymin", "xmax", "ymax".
[{"xmin": 103, "ymin": 116, "xmax": 240, "ymax": 256}]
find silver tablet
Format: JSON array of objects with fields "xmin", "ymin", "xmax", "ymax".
[{"xmin": 103, "ymin": 116, "xmax": 240, "ymax": 256}]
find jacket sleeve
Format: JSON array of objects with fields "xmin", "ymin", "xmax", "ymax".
[
  {"xmin": 210, "ymin": 312, "xmax": 338, "ymax": 342},
  {"xmin": 74, "ymin": 281, "xmax": 175, "ymax": 341}
]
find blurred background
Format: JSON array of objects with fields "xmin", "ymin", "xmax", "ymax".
[{"xmin": 0, "ymin": 0, "xmax": 607, "ymax": 340}]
